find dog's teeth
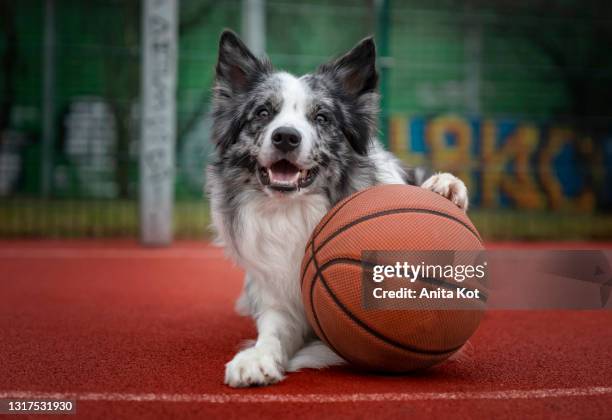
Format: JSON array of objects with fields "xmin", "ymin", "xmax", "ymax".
[{"xmin": 268, "ymin": 168, "xmax": 299, "ymax": 185}]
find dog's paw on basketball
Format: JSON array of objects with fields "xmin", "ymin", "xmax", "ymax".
[
  {"xmin": 224, "ymin": 346, "xmax": 285, "ymax": 388},
  {"xmin": 421, "ymin": 173, "xmax": 469, "ymax": 211}
]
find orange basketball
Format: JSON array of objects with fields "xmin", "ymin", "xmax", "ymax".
[{"xmin": 301, "ymin": 184, "xmax": 485, "ymax": 372}]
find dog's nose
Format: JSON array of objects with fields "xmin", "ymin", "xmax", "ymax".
[{"xmin": 271, "ymin": 127, "xmax": 301, "ymax": 153}]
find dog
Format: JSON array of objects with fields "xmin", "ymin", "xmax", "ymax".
[{"xmin": 206, "ymin": 30, "xmax": 469, "ymax": 388}]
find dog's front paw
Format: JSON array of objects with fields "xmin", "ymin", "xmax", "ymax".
[
  {"xmin": 224, "ymin": 346, "xmax": 285, "ymax": 388},
  {"xmin": 421, "ymin": 173, "xmax": 469, "ymax": 211}
]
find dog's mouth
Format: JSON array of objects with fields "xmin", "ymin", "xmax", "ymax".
[{"xmin": 257, "ymin": 159, "xmax": 318, "ymax": 192}]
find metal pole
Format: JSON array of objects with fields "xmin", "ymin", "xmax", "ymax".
[
  {"xmin": 241, "ymin": 0, "xmax": 266, "ymax": 56},
  {"xmin": 376, "ymin": 0, "xmax": 391, "ymax": 148},
  {"xmin": 139, "ymin": 0, "xmax": 178, "ymax": 246},
  {"xmin": 41, "ymin": 0, "xmax": 56, "ymax": 197}
]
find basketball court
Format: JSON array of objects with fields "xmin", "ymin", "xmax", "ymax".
[{"xmin": 1, "ymin": 240, "xmax": 611, "ymax": 419}]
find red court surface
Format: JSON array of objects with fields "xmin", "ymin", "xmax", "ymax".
[{"xmin": 1, "ymin": 240, "xmax": 611, "ymax": 419}]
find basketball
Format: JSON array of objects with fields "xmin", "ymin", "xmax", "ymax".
[{"xmin": 300, "ymin": 184, "xmax": 485, "ymax": 372}]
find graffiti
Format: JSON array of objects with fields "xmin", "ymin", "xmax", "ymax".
[
  {"xmin": 0, "ymin": 131, "xmax": 25, "ymax": 197},
  {"xmin": 390, "ymin": 115, "xmax": 607, "ymax": 211},
  {"xmin": 61, "ymin": 97, "xmax": 118, "ymax": 198}
]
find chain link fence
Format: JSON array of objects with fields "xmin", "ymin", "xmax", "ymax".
[{"xmin": 1, "ymin": 0, "xmax": 611, "ymax": 239}]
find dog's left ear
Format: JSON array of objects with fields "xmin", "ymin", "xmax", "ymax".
[
  {"xmin": 322, "ymin": 37, "xmax": 378, "ymax": 97},
  {"xmin": 318, "ymin": 38, "xmax": 379, "ymax": 155}
]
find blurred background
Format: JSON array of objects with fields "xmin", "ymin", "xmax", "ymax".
[{"xmin": 1, "ymin": 0, "xmax": 611, "ymax": 241}]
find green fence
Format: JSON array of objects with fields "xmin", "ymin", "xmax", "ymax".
[{"xmin": 1, "ymin": 0, "xmax": 611, "ymax": 239}]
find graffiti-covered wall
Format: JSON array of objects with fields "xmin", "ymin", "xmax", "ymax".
[
  {"xmin": 3, "ymin": 0, "xmax": 612, "ymax": 212},
  {"xmin": 390, "ymin": 115, "xmax": 612, "ymax": 211}
]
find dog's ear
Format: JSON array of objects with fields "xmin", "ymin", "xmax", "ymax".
[
  {"xmin": 321, "ymin": 37, "xmax": 378, "ymax": 97},
  {"xmin": 215, "ymin": 30, "xmax": 267, "ymax": 93},
  {"xmin": 318, "ymin": 38, "xmax": 379, "ymax": 155},
  {"xmin": 212, "ymin": 30, "xmax": 271, "ymax": 152}
]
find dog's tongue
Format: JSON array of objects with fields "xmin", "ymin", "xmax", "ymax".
[{"xmin": 269, "ymin": 160, "xmax": 300, "ymax": 184}]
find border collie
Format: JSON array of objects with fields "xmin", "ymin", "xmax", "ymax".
[{"xmin": 207, "ymin": 30, "xmax": 469, "ymax": 387}]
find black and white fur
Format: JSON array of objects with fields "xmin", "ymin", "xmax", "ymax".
[{"xmin": 207, "ymin": 30, "xmax": 468, "ymax": 388}]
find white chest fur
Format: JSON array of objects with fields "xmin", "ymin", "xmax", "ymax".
[{"xmin": 229, "ymin": 192, "xmax": 329, "ymax": 311}]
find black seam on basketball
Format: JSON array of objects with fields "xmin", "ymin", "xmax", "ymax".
[
  {"xmin": 301, "ymin": 190, "xmax": 370, "ymax": 290},
  {"xmin": 309, "ymin": 273, "xmax": 354, "ymax": 364},
  {"xmin": 312, "ymin": 259, "xmax": 466, "ymax": 356},
  {"xmin": 319, "ymin": 257, "xmax": 487, "ymax": 303},
  {"xmin": 304, "ymin": 188, "xmax": 370, "ymax": 252},
  {"xmin": 301, "ymin": 208, "xmax": 483, "ymax": 288},
  {"xmin": 308, "ymin": 234, "xmax": 351, "ymax": 362}
]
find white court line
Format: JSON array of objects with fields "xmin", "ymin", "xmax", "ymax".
[
  {"xmin": 0, "ymin": 387, "xmax": 611, "ymax": 403},
  {"xmin": 0, "ymin": 249, "xmax": 225, "ymax": 260}
]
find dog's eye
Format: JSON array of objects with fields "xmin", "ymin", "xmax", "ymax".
[
  {"xmin": 256, "ymin": 108, "xmax": 270, "ymax": 119},
  {"xmin": 315, "ymin": 113, "xmax": 328, "ymax": 125}
]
